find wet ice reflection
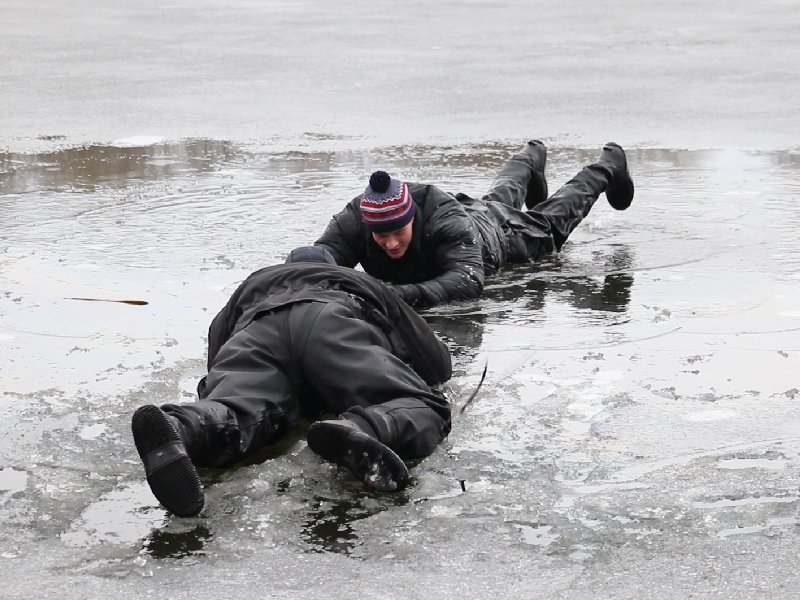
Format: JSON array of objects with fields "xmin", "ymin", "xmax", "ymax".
[
  {"xmin": 143, "ymin": 524, "xmax": 212, "ymax": 559},
  {"xmin": 61, "ymin": 482, "xmax": 166, "ymax": 546},
  {"xmin": 301, "ymin": 496, "xmax": 385, "ymax": 555}
]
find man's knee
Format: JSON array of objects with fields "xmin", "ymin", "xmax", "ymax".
[{"xmin": 507, "ymin": 233, "xmax": 555, "ymax": 262}]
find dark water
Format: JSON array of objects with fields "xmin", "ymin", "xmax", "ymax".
[{"xmin": 3, "ymin": 139, "xmax": 800, "ymax": 598}]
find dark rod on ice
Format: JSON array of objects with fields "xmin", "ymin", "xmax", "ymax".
[
  {"xmin": 67, "ymin": 297, "xmax": 149, "ymax": 306},
  {"xmin": 459, "ymin": 361, "xmax": 488, "ymax": 413}
]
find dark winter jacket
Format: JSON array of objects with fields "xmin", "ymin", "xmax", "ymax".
[
  {"xmin": 205, "ymin": 262, "xmax": 452, "ymax": 387},
  {"xmin": 314, "ymin": 183, "xmax": 487, "ymax": 308}
]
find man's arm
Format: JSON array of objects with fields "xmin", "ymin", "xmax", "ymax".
[
  {"xmin": 370, "ymin": 288, "xmax": 453, "ymax": 386},
  {"xmin": 314, "ymin": 197, "xmax": 363, "ymax": 268},
  {"xmin": 407, "ymin": 317, "xmax": 452, "ymax": 386},
  {"xmin": 390, "ymin": 193, "xmax": 485, "ymax": 308}
]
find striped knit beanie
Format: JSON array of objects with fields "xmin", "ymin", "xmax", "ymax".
[{"xmin": 360, "ymin": 171, "xmax": 416, "ymax": 233}]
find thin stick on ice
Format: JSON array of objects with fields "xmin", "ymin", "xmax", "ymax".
[
  {"xmin": 66, "ymin": 297, "xmax": 149, "ymax": 306},
  {"xmin": 459, "ymin": 361, "xmax": 488, "ymax": 414}
]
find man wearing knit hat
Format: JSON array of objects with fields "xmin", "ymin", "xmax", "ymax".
[{"xmin": 315, "ymin": 140, "xmax": 634, "ymax": 308}]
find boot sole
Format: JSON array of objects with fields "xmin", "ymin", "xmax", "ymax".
[
  {"xmin": 604, "ymin": 142, "xmax": 634, "ymax": 210},
  {"xmin": 131, "ymin": 405, "xmax": 204, "ymax": 517},
  {"xmin": 307, "ymin": 422, "xmax": 410, "ymax": 493}
]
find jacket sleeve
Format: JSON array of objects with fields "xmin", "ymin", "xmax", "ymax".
[
  {"xmin": 314, "ymin": 197, "xmax": 363, "ymax": 268},
  {"xmin": 375, "ymin": 291, "xmax": 452, "ymax": 386},
  {"xmin": 409, "ymin": 320, "xmax": 452, "ymax": 386},
  {"xmin": 390, "ymin": 193, "xmax": 485, "ymax": 308}
]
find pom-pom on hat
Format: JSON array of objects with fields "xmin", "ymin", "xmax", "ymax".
[{"xmin": 360, "ymin": 171, "xmax": 416, "ymax": 233}]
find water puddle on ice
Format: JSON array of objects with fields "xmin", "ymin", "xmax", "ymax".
[
  {"xmin": 717, "ymin": 517, "xmax": 799, "ymax": 539},
  {"xmin": 78, "ymin": 423, "xmax": 107, "ymax": 440},
  {"xmin": 692, "ymin": 493, "xmax": 800, "ymax": 509},
  {"xmin": 301, "ymin": 496, "xmax": 385, "ymax": 555},
  {"xmin": 0, "ymin": 468, "xmax": 28, "ymax": 493},
  {"xmin": 143, "ymin": 525, "xmax": 213, "ymax": 559},
  {"xmin": 60, "ymin": 481, "xmax": 166, "ymax": 547},
  {"xmin": 718, "ymin": 458, "xmax": 788, "ymax": 470},
  {"xmin": 513, "ymin": 523, "xmax": 560, "ymax": 547}
]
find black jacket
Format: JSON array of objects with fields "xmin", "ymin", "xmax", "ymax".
[
  {"xmin": 206, "ymin": 262, "xmax": 452, "ymax": 387},
  {"xmin": 314, "ymin": 183, "xmax": 486, "ymax": 308}
]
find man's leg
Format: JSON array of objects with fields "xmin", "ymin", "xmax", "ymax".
[
  {"xmin": 527, "ymin": 143, "xmax": 634, "ymax": 251},
  {"xmin": 301, "ymin": 301, "xmax": 450, "ymax": 459},
  {"xmin": 296, "ymin": 301, "xmax": 451, "ymax": 491},
  {"xmin": 164, "ymin": 313, "xmax": 300, "ymax": 469},
  {"xmin": 132, "ymin": 310, "xmax": 298, "ymax": 516},
  {"xmin": 481, "ymin": 140, "xmax": 548, "ymax": 211}
]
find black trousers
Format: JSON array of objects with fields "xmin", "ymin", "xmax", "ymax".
[
  {"xmin": 473, "ymin": 145, "xmax": 613, "ymax": 269},
  {"xmin": 162, "ymin": 299, "xmax": 451, "ymax": 468}
]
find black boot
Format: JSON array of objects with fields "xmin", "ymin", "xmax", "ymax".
[
  {"xmin": 307, "ymin": 419, "xmax": 409, "ymax": 492},
  {"xmin": 524, "ymin": 139, "xmax": 549, "ymax": 210},
  {"xmin": 131, "ymin": 405, "xmax": 204, "ymax": 517},
  {"xmin": 598, "ymin": 142, "xmax": 634, "ymax": 210}
]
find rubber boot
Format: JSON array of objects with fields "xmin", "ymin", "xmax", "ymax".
[
  {"xmin": 597, "ymin": 142, "xmax": 634, "ymax": 210},
  {"xmin": 306, "ymin": 419, "xmax": 409, "ymax": 492},
  {"xmin": 131, "ymin": 405, "xmax": 204, "ymax": 517},
  {"xmin": 524, "ymin": 139, "xmax": 549, "ymax": 209}
]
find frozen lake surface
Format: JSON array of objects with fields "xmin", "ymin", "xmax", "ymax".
[
  {"xmin": 2, "ymin": 0, "xmax": 800, "ymax": 598},
  {"xmin": 3, "ymin": 141, "xmax": 800, "ymax": 599}
]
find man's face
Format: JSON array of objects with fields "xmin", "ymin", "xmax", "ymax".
[{"xmin": 371, "ymin": 220, "xmax": 414, "ymax": 259}]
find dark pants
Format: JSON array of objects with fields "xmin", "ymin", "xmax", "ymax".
[
  {"xmin": 476, "ymin": 145, "xmax": 613, "ymax": 268},
  {"xmin": 162, "ymin": 299, "xmax": 451, "ymax": 468}
]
